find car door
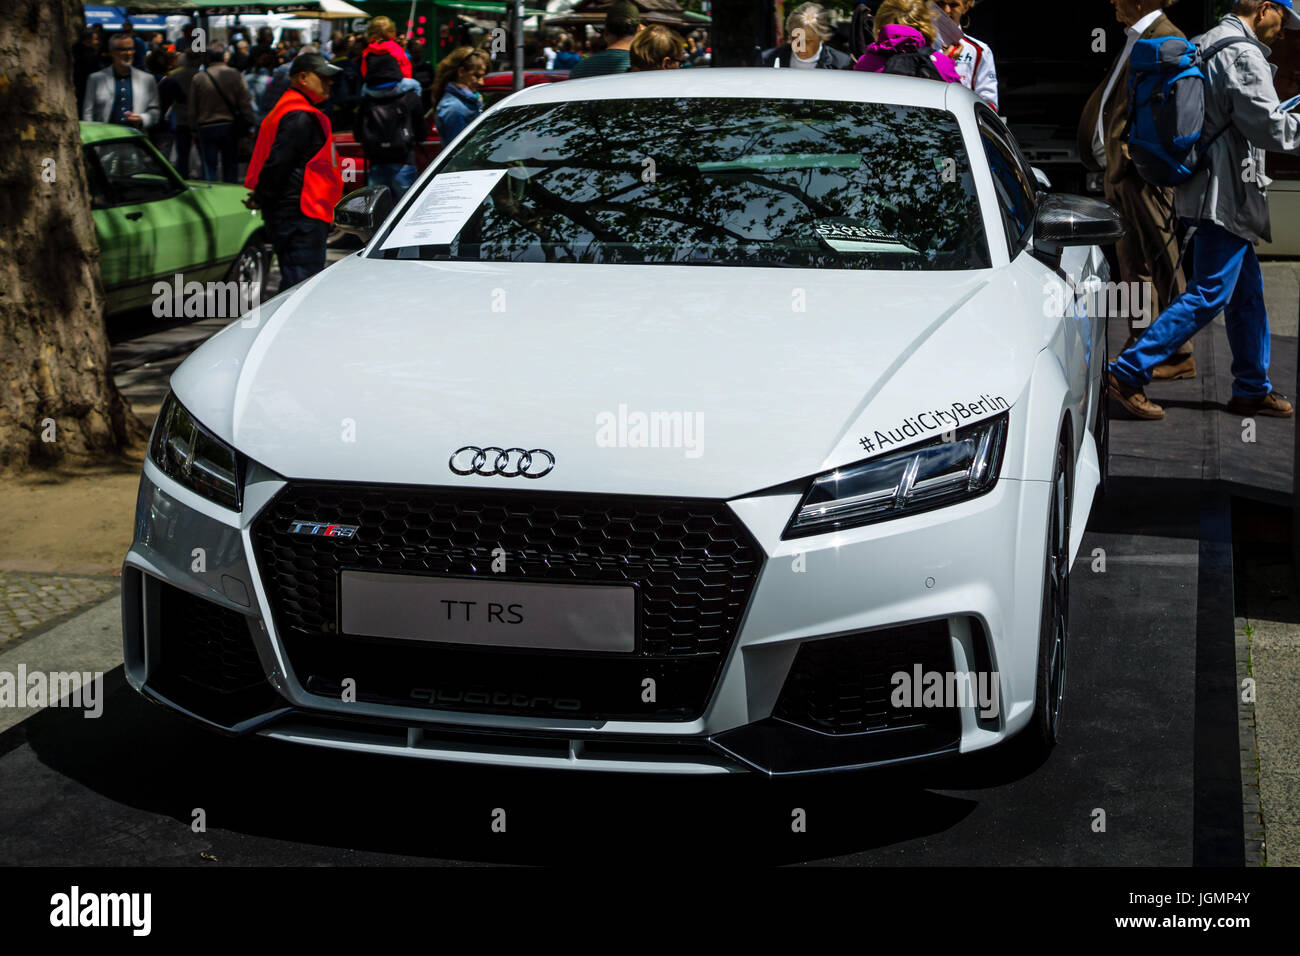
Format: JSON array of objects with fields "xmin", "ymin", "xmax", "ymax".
[
  {"xmin": 88, "ymin": 136, "xmax": 217, "ymax": 304},
  {"xmin": 978, "ymin": 108, "xmax": 1096, "ymax": 457},
  {"xmin": 85, "ymin": 144, "xmax": 144, "ymax": 312}
]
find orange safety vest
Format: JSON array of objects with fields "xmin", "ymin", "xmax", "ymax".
[{"xmin": 245, "ymin": 88, "xmax": 342, "ymax": 223}]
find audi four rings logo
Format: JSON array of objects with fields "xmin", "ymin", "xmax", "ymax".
[{"xmin": 449, "ymin": 446, "xmax": 555, "ymax": 478}]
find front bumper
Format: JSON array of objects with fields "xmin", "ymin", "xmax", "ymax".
[{"xmin": 122, "ymin": 449, "xmax": 1051, "ymax": 776}]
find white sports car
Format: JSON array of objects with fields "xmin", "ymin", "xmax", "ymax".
[{"xmin": 122, "ymin": 70, "xmax": 1122, "ymax": 775}]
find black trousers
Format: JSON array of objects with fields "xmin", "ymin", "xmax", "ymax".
[{"xmin": 268, "ymin": 215, "xmax": 329, "ymax": 291}]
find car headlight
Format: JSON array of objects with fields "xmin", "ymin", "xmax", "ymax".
[
  {"xmin": 149, "ymin": 393, "xmax": 242, "ymax": 510},
  {"xmin": 784, "ymin": 413, "xmax": 1008, "ymax": 538}
]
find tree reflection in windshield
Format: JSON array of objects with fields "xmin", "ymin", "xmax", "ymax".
[{"xmin": 394, "ymin": 97, "xmax": 991, "ymax": 270}]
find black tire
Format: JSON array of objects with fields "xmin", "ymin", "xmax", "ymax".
[
  {"xmin": 224, "ymin": 238, "xmax": 267, "ymax": 309},
  {"xmin": 1012, "ymin": 432, "xmax": 1072, "ymax": 766}
]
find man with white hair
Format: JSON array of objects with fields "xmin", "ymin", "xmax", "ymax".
[{"xmin": 757, "ymin": 2, "xmax": 855, "ymax": 68}]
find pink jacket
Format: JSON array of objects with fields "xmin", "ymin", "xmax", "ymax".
[
  {"xmin": 853, "ymin": 24, "xmax": 961, "ymax": 83},
  {"xmin": 361, "ymin": 39, "xmax": 412, "ymax": 78}
]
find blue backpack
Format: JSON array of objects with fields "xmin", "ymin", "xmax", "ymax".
[{"xmin": 1124, "ymin": 35, "xmax": 1267, "ymax": 186}]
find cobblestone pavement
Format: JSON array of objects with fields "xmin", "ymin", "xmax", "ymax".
[{"xmin": 0, "ymin": 572, "xmax": 119, "ymax": 647}]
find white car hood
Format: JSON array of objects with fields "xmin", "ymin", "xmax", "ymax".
[{"xmin": 171, "ymin": 254, "xmax": 1046, "ymax": 499}]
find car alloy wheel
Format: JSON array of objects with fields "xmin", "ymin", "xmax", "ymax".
[{"xmin": 228, "ymin": 242, "xmax": 265, "ymax": 301}]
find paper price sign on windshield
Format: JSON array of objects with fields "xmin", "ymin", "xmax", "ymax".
[{"xmin": 379, "ymin": 169, "xmax": 507, "ymax": 251}]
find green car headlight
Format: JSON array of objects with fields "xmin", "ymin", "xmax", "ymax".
[
  {"xmin": 784, "ymin": 413, "xmax": 1008, "ymax": 538},
  {"xmin": 149, "ymin": 393, "xmax": 242, "ymax": 510}
]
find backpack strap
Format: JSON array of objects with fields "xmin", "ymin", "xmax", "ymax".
[{"xmin": 1199, "ymin": 35, "xmax": 1269, "ymax": 63}]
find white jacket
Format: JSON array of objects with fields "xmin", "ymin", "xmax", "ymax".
[
  {"xmin": 81, "ymin": 65, "xmax": 160, "ymax": 130},
  {"xmin": 952, "ymin": 34, "xmax": 998, "ymax": 111}
]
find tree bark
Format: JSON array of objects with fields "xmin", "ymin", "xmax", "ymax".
[{"xmin": 0, "ymin": 0, "xmax": 146, "ymax": 471}]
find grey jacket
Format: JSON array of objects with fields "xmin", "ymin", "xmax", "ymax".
[
  {"xmin": 1175, "ymin": 16, "xmax": 1300, "ymax": 243},
  {"xmin": 81, "ymin": 65, "xmax": 161, "ymax": 130}
]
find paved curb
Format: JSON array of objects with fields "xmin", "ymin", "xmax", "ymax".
[
  {"xmin": 1236, "ymin": 615, "xmax": 1265, "ymax": 866},
  {"xmin": 0, "ymin": 573, "xmax": 119, "ymax": 652},
  {"xmin": 0, "ymin": 595, "xmax": 123, "ymax": 735}
]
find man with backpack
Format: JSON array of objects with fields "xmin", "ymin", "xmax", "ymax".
[
  {"xmin": 1078, "ymin": 0, "xmax": 1190, "ymax": 379},
  {"xmin": 355, "ymin": 51, "xmax": 423, "ymax": 200},
  {"xmin": 1110, "ymin": 0, "xmax": 1300, "ymax": 420}
]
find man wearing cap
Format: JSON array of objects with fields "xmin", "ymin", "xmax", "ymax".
[
  {"xmin": 568, "ymin": 1, "xmax": 643, "ymax": 78},
  {"xmin": 1109, "ymin": 0, "xmax": 1300, "ymax": 420},
  {"xmin": 244, "ymin": 52, "xmax": 345, "ymax": 291}
]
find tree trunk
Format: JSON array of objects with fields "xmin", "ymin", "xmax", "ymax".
[{"xmin": 0, "ymin": 0, "xmax": 146, "ymax": 471}]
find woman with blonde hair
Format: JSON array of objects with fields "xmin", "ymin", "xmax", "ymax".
[
  {"xmin": 433, "ymin": 46, "xmax": 490, "ymax": 142},
  {"xmin": 852, "ymin": 0, "xmax": 961, "ymax": 83},
  {"xmin": 628, "ymin": 24, "xmax": 685, "ymax": 71}
]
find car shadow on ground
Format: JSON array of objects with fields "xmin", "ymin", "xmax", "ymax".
[{"xmin": 11, "ymin": 667, "xmax": 1024, "ymax": 865}]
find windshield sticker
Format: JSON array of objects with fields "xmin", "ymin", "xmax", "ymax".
[
  {"xmin": 812, "ymin": 218, "xmax": 919, "ymax": 255},
  {"xmin": 380, "ymin": 169, "xmax": 507, "ymax": 251},
  {"xmin": 858, "ymin": 395, "xmax": 1009, "ymax": 453}
]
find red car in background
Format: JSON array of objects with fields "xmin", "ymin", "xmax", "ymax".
[{"xmin": 334, "ymin": 70, "xmax": 569, "ymax": 188}]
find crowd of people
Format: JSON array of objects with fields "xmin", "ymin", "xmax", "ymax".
[
  {"xmin": 73, "ymin": 1, "xmax": 1300, "ymax": 421},
  {"xmin": 758, "ymin": 0, "xmax": 998, "ymax": 111}
]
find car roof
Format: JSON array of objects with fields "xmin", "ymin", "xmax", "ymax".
[
  {"xmin": 79, "ymin": 121, "xmax": 144, "ymax": 145},
  {"xmin": 501, "ymin": 67, "xmax": 974, "ymax": 110}
]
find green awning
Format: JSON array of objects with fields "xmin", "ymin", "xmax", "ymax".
[
  {"xmin": 109, "ymin": 1, "xmax": 364, "ymax": 12},
  {"xmin": 432, "ymin": 1, "xmax": 548, "ymax": 15}
]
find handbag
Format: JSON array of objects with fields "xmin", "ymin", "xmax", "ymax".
[{"xmin": 200, "ymin": 68, "xmax": 253, "ymax": 159}]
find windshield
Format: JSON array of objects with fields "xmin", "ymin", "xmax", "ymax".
[{"xmin": 374, "ymin": 97, "xmax": 992, "ymax": 270}]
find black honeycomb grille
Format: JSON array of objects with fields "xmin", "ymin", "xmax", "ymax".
[
  {"xmin": 250, "ymin": 483, "xmax": 764, "ymax": 720},
  {"xmin": 157, "ymin": 582, "xmax": 265, "ymax": 695},
  {"xmin": 774, "ymin": 621, "xmax": 957, "ymax": 736}
]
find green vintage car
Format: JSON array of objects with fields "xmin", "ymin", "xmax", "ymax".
[{"xmin": 80, "ymin": 122, "xmax": 267, "ymax": 316}]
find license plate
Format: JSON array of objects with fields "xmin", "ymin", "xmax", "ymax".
[{"xmin": 339, "ymin": 571, "xmax": 635, "ymax": 653}]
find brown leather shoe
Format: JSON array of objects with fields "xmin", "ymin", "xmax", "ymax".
[
  {"xmin": 1108, "ymin": 372, "xmax": 1165, "ymax": 420},
  {"xmin": 1226, "ymin": 391, "xmax": 1294, "ymax": 418},
  {"xmin": 1151, "ymin": 353, "xmax": 1197, "ymax": 381}
]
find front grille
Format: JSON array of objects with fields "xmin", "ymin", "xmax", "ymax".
[
  {"xmin": 775, "ymin": 621, "xmax": 957, "ymax": 736},
  {"xmin": 250, "ymin": 483, "xmax": 764, "ymax": 720}
]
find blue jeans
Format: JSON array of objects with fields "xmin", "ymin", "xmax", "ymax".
[
  {"xmin": 366, "ymin": 162, "xmax": 417, "ymax": 200},
  {"xmin": 198, "ymin": 122, "xmax": 238, "ymax": 183},
  {"xmin": 270, "ymin": 216, "xmax": 329, "ymax": 290},
  {"xmin": 1109, "ymin": 219, "xmax": 1271, "ymax": 399}
]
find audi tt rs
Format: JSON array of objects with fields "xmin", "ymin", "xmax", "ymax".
[{"xmin": 123, "ymin": 70, "xmax": 1121, "ymax": 775}]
